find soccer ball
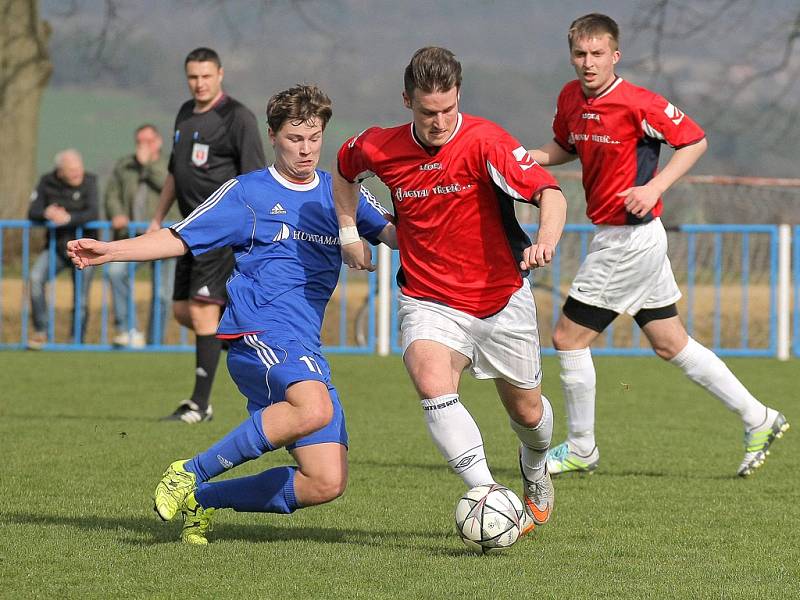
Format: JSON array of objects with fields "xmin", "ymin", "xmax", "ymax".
[{"xmin": 454, "ymin": 483, "xmax": 525, "ymax": 554}]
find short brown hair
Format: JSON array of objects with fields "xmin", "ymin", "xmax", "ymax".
[
  {"xmin": 266, "ymin": 84, "xmax": 333, "ymax": 133},
  {"xmin": 184, "ymin": 47, "xmax": 221, "ymax": 68},
  {"xmin": 403, "ymin": 47, "xmax": 462, "ymax": 97},
  {"xmin": 568, "ymin": 13, "xmax": 619, "ymax": 51}
]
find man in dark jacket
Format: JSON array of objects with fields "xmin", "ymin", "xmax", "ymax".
[{"xmin": 27, "ymin": 149, "xmax": 98, "ymax": 349}]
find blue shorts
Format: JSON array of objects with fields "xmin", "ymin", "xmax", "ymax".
[{"xmin": 226, "ymin": 333, "xmax": 348, "ymax": 450}]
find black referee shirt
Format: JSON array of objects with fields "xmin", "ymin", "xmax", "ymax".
[{"xmin": 169, "ymin": 94, "xmax": 265, "ymax": 217}]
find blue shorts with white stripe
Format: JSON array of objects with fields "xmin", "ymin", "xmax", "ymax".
[{"xmin": 226, "ymin": 333, "xmax": 348, "ymax": 449}]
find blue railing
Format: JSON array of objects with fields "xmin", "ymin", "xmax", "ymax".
[
  {"xmin": 1, "ymin": 220, "xmax": 791, "ymax": 356},
  {"xmin": 388, "ymin": 223, "xmax": 783, "ymax": 357},
  {"xmin": 0, "ymin": 220, "xmax": 374, "ymax": 353},
  {"xmin": 793, "ymin": 225, "xmax": 800, "ymax": 357}
]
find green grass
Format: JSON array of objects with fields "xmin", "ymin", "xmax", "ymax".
[{"xmin": 0, "ymin": 353, "xmax": 797, "ymax": 599}]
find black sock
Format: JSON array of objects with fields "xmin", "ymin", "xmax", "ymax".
[{"xmin": 190, "ymin": 334, "xmax": 223, "ymax": 410}]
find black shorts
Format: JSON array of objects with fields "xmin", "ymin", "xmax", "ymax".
[{"xmin": 173, "ymin": 247, "xmax": 234, "ymax": 305}]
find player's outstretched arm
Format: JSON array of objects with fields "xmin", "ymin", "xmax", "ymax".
[
  {"xmin": 528, "ymin": 141, "xmax": 576, "ymax": 167},
  {"xmin": 67, "ymin": 228, "xmax": 188, "ymax": 270},
  {"xmin": 332, "ymin": 167, "xmax": 375, "ymax": 271},
  {"xmin": 520, "ymin": 188, "xmax": 567, "ymax": 270},
  {"xmin": 618, "ymin": 138, "xmax": 708, "ymax": 218}
]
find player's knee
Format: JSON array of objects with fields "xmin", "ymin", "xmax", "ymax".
[
  {"xmin": 508, "ymin": 399, "xmax": 542, "ymax": 428},
  {"xmin": 314, "ymin": 471, "xmax": 348, "ymax": 503},
  {"xmin": 551, "ymin": 327, "xmax": 571, "ymax": 351},
  {"xmin": 652, "ymin": 340, "xmax": 682, "ymax": 361}
]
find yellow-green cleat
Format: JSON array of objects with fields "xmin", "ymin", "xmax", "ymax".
[
  {"xmin": 737, "ymin": 411, "xmax": 790, "ymax": 477},
  {"xmin": 181, "ymin": 492, "xmax": 215, "ymax": 545},
  {"xmin": 153, "ymin": 460, "xmax": 196, "ymax": 522}
]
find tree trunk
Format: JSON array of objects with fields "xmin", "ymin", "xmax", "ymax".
[{"xmin": 0, "ymin": 0, "xmax": 51, "ymax": 221}]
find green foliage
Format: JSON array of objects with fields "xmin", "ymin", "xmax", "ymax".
[{"xmin": 0, "ymin": 353, "xmax": 797, "ymax": 599}]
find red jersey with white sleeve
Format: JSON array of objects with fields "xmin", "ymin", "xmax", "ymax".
[
  {"xmin": 552, "ymin": 78, "xmax": 705, "ymax": 225},
  {"xmin": 338, "ymin": 113, "xmax": 560, "ymax": 318}
]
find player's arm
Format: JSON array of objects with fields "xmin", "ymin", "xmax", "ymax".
[
  {"xmin": 520, "ymin": 187, "xmax": 567, "ymax": 270},
  {"xmin": 332, "ymin": 167, "xmax": 375, "ymax": 271},
  {"xmin": 619, "ymin": 138, "xmax": 707, "ymax": 218},
  {"xmin": 148, "ymin": 172, "xmax": 176, "ymax": 232},
  {"xmin": 377, "ymin": 222, "xmax": 398, "ymax": 249},
  {"xmin": 68, "ymin": 228, "xmax": 188, "ymax": 270},
  {"xmin": 528, "ymin": 140, "xmax": 577, "ymax": 167}
]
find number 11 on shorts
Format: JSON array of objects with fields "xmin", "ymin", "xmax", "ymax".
[{"xmin": 300, "ymin": 355, "xmax": 322, "ymax": 374}]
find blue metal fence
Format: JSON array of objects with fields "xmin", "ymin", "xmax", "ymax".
[
  {"xmin": 793, "ymin": 225, "xmax": 800, "ymax": 357},
  {"xmin": 388, "ymin": 223, "xmax": 783, "ymax": 357},
  {"xmin": 0, "ymin": 220, "xmax": 374, "ymax": 353},
  {"xmin": 0, "ymin": 220, "xmax": 791, "ymax": 356}
]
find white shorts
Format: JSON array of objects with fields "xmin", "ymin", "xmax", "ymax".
[
  {"xmin": 569, "ymin": 217, "xmax": 681, "ymax": 315},
  {"xmin": 398, "ymin": 284, "xmax": 542, "ymax": 389}
]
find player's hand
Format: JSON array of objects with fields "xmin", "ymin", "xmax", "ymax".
[
  {"xmin": 520, "ymin": 242, "xmax": 555, "ymax": 270},
  {"xmin": 44, "ymin": 204, "xmax": 71, "ymax": 226},
  {"xmin": 145, "ymin": 219, "xmax": 162, "ymax": 234},
  {"xmin": 341, "ymin": 239, "xmax": 376, "ymax": 272},
  {"xmin": 66, "ymin": 238, "xmax": 112, "ymax": 269},
  {"xmin": 135, "ymin": 143, "xmax": 153, "ymax": 165},
  {"xmin": 618, "ymin": 185, "xmax": 660, "ymax": 218}
]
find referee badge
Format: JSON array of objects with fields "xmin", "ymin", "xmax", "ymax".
[{"xmin": 191, "ymin": 143, "xmax": 210, "ymax": 167}]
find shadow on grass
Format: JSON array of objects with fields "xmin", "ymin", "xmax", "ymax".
[
  {"xmin": 353, "ymin": 458, "xmax": 741, "ymax": 482},
  {"xmin": 351, "ymin": 458, "xmax": 523, "ymax": 481},
  {"xmin": 1, "ymin": 511, "xmax": 455, "ymax": 552},
  {"xmin": 0, "ymin": 413, "xmax": 155, "ymax": 423}
]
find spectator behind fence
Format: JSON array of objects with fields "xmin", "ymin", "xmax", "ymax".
[
  {"xmin": 105, "ymin": 124, "xmax": 180, "ymax": 348},
  {"xmin": 27, "ymin": 149, "xmax": 98, "ymax": 349}
]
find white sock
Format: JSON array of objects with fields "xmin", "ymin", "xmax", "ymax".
[
  {"xmin": 669, "ymin": 337, "xmax": 767, "ymax": 430},
  {"xmin": 510, "ymin": 395, "xmax": 553, "ymax": 481},
  {"xmin": 421, "ymin": 394, "xmax": 494, "ymax": 488},
  {"xmin": 558, "ymin": 348, "xmax": 596, "ymax": 454}
]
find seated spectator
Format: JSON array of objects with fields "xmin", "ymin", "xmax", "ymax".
[
  {"xmin": 27, "ymin": 149, "xmax": 98, "ymax": 349},
  {"xmin": 105, "ymin": 124, "xmax": 178, "ymax": 347}
]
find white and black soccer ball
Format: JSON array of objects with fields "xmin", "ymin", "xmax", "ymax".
[{"xmin": 454, "ymin": 483, "xmax": 525, "ymax": 554}]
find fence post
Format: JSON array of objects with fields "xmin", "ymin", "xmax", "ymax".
[
  {"xmin": 377, "ymin": 243, "xmax": 392, "ymax": 356},
  {"xmin": 777, "ymin": 224, "xmax": 791, "ymax": 361}
]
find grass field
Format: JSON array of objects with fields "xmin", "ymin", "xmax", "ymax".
[{"xmin": 0, "ymin": 352, "xmax": 797, "ymax": 599}]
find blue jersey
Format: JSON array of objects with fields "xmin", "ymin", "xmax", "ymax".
[{"xmin": 171, "ymin": 166, "xmax": 389, "ymax": 344}]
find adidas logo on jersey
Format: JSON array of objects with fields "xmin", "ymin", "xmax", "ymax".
[{"xmin": 271, "ymin": 203, "xmax": 287, "ymax": 215}]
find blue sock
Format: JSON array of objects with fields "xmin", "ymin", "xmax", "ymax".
[
  {"xmin": 195, "ymin": 466, "xmax": 299, "ymax": 514},
  {"xmin": 185, "ymin": 409, "xmax": 274, "ymax": 482}
]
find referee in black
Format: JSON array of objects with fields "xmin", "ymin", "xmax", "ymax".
[{"xmin": 149, "ymin": 47, "xmax": 265, "ymax": 423}]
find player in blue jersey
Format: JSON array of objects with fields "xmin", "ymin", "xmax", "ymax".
[{"xmin": 67, "ymin": 84, "xmax": 396, "ymax": 544}]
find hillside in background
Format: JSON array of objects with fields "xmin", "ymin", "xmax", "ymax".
[{"xmin": 33, "ymin": 0, "xmax": 800, "ymax": 201}]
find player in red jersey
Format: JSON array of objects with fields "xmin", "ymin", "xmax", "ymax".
[
  {"xmin": 529, "ymin": 13, "xmax": 788, "ymax": 478},
  {"xmin": 334, "ymin": 47, "xmax": 569, "ymax": 532}
]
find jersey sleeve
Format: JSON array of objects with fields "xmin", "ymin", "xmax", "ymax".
[
  {"xmin": 170, "ymin": 178, "xmax": 252, "ymax": 255},
  {"xmin": 552, "ymin": 91, "xmax": 576, "ymax": 153},
  {"xmin": 485, "ymin": 127, "xmax": 561, "ymax": 206},
  {"xmin": 355, "ymin": 185, "xmax": 391, "ymax": 244},
  {"xmin": 640, "ymin": 91, "xmax": 705, "ymax": 148},
  {"xmin": 337, "ymin": 127, "xmax": 380, "ymax": 183}
]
